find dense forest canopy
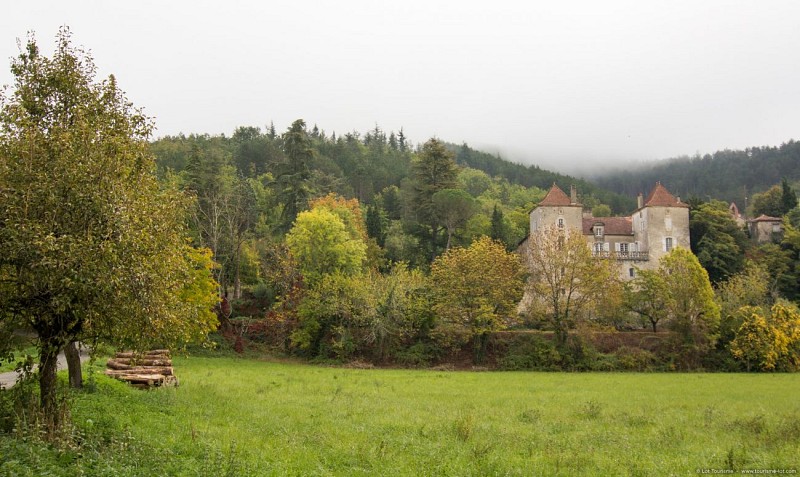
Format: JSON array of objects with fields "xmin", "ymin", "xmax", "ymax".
[
  {"xmin": 589, "ymin": 140, "xmax": 800, "ymax": 208},
  {"xmin": 150, "ymin": 125, "xmax": 636, "ymax": 213}
]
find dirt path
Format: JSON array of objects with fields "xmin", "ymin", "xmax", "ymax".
[{"xmin": 0, "ymin": 346, "xmax": 91, "ymax": 389}]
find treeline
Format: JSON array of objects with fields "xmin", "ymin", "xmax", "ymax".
[
  {"xmin": 451, "ymin": 143, "xmax": 635, "ymax": 212},
  {"xmin": 590, "ymin": 140, "xmax": 800, "ymax": 206},
  {"xmin": 150, "ymin": 120, "xmax": 800, "ymax": 373},
  {"xmin": 149, "ymin": 120, "xmax": 555, "ymax": 295}
]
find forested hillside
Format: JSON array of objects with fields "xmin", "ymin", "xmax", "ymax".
[
  {"xmin": 152, "ymin": 125, "xmax": 634, "ymax": 212},
  {"xmin": 589, "ymin": 140, "xmax": 800, "ymax": 206}
]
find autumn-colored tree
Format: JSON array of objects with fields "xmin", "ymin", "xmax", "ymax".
[
  {"xmin": 659, "ymin": 248, "xmax": 721, "ymax": 366},
  {"xmin": 285, "ymin": 208, "xmax": 367, "ymax": 286},
  {"xmin": 0, "ymin": 29, "xmax": 218, "ymax": 430},
  {"xmin": 309, "ymin": 193, "xmax": 367, "ymax": 241},
  {"xmin": 523, "ymin": 227, "xmax": 617, "ymax": 347},
  {"xmin": 714, "ymin": 262, "xmax": 773, "ymax": 345},
  {"xmin": 430, "ymin": 237, "xmax": 526, "ymax": 362},
  {"xmin": 730, "ymin": 303, "xmax": 800, "ymax": 371}
]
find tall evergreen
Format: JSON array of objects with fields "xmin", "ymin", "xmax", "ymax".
[
  {"xmin": 276, "ymin": 119, "xmax": 313, "ymax": 230},
  {"xmin": 410, "ymin": 138, "xmax": 459, "ymax": 259},
  {"xmin": 781, "ymin": 177, "xmax": 798, "ymax": 215},
  {"xmin": 490, "ymin": 204, "xmax": 506, "ymax": 244}
]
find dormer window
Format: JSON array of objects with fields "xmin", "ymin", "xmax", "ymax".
[{"xmin": 593, "ymin": 224, "xmax": 604, "ymax": 237}]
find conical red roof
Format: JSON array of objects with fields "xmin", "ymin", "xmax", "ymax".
[
  {"xmin": 538, "ymin": 183, "xmax": 573, "ymax": 206},
  {"xmin": 643, "ymin": 182, "xmax": 688, "ymax": 208}
]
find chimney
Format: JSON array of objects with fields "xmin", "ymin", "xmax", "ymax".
[
  {"xmin": 637, "ymin": 192, "xmax": 643, "ymax": 209},
  {"xmin": 570, "ymin": 185, "xmax": 577, "ymax": 204}
]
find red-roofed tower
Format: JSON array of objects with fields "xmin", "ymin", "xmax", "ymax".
[
  {"xmin": 632, "ymin": 182, "xmax": 690, "ymax": 266},
  {"xmin": 529, "ymin": 183, "xmax": 583, "ymax": 236}
]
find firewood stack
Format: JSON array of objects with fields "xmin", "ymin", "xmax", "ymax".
[{"xmin": 104, "ymin": 349, "xmax": 178, "ymax": 388}]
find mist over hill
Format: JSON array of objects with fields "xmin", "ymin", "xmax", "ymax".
[{"xmin": 581, "ymin": 139, "xmax": 800, "ymax": 206}]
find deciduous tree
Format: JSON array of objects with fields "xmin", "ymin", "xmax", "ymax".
[
  {"xmin": 432, "ymin": 188, "xmax": 477, "ymax": 250},
  {"xmin": 285, "ymin": 208, "xmax": 366, "ymax": 286},
  {"xmin": 731, "ymin": 303, "xmax": 800, "ymax": 371},
  {"xmin": 430, "ymin": 237, "xmax": 526, "ymax": 362},
  {"xmin": 624, "ymin": 270, "xmax": 669, "ymax": 332},
  {"xmin": 689, "ymin": 200, "xmax": 748, "ymax": 283},
  {"xmin": 523, "ymin": 227, "xmax": 617, "ymax": 347},
  {"xmin": 659, "ymin": 248, "xmax": 721, "ymax": 366},
  {"xmin": 0, "ymin": 29, "xmax": 218, "ymax": 429}
]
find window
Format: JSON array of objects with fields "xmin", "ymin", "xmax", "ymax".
[
  {"xmin": 629, "ymin": 268, "xmax": 635, "ymax": 278},
  {"xmin": 557, "ymin": 218, "xmax": 564, "ymax": 229},
  {"xmin": 594, "ymin": 226, "xmax": 603, "ymax": 237},
  {"xmin": 593, "ymin": 242, "xmax": 604, "ymax": 253},
  {"xmin": 619, "ymin": 243, "xmax": 629, "ymax": 253},
  {"xmin": 665, "ymin": 237, "xmax": 673, "ymax": 252}
]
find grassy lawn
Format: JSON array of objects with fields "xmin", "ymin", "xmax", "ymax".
[{"xmin": 2, "ymin": 356, "xmax": 799, "ymax": 476}]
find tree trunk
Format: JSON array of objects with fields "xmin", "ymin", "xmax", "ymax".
[
  {"xmin": 650, "ymin": 320, "xmax": 658, "ymax": 333},
  {"xmin": 65, "ymin": 341, "xmax": 83, "ymax": 389},
  {"xmin": 38, "ymin": 343, "xmax": 61, "ymax": 431}
]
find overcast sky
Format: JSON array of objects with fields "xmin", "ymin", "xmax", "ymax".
[{"xmin": 3, "ymin": 1, "xmax": 799, "ymax": 173}]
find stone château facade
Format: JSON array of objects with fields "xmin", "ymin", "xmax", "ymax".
[{"xmin": 519, "ymin": 182, "xmax": 691, "ymax": 279}]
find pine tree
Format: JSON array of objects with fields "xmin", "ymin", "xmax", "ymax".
[{"xmin": 781, "ymin": 177, "xmax": 798, "ymax": 215}]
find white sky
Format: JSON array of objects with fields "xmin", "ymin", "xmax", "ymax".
[{"xmin": 2, "ymin": 1, "xmax": 799, "ymax": 172}]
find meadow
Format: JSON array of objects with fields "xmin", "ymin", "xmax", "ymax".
[{"xmin": 1, "ymin": 356, "xmax": 799, "ymax": 476}]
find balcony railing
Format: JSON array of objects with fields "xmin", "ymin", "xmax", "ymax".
[{"xmin": 592, "ymin": 251, "xmax": 649, "ymax": 261}]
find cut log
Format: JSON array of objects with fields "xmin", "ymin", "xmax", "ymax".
[
  {"xmin": 104, "ymin": 372, "xmax": 166, "ymax": 384},
  {"xmin": 108, "ymin": 358, "xmax": 172, "ymax": 367},
  {"xmin": 105, "ymin": 362, "xmax": 174, "ymax": 375},
  {"xmin": 104, "ymin": 366, "xmax": 174, "ymax": 376},
  {"xmin": 114, "ymin": 350, "xmax": 171, "ymax": 359}
]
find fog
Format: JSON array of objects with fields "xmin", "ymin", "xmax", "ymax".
[{"xmin": 3, "ymin": 1, "xmax": 799, "ymax": 174}]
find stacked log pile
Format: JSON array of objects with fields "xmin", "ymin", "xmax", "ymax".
[{"xmin": 105, "ymin": 350, "xmax": 178, "ymax": 387}]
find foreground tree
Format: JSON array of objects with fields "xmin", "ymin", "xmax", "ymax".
[
  {"xmin": 431, "ymin": 237, "xmax": 526, "ymax": 362},
  {"xmin": 0, "ymin": 30, "xmax": 218, "ymax": 430},
  {"xmin": 523, "ymin": 227, "xmax": 617, "ymax": 347}
]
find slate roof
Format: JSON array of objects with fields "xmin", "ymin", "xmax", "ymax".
[
  {"xmin": 538, "ymin": 183, "xmax": 574, "ymax": 206},
  {"xmin": 582, "ymin": 217, "xmax": 633, "ymax": 235},
  {"xmin": 643, "ymin": 182, "xmax": 689, "ymax": 208}
]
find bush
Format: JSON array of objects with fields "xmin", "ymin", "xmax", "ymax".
[
  {"xmin": 394, "ymin": 342, "xmax": 438, "ymax": 368},
  {"xmin": 497, "ymin": 334, "xmax": 561, "ymax": 371},
  {"xmin": 613, "ymin": 346, "xmax": 657, "ymax": 371},
  {"xmin": 559, "ymin": 335, "xmax": 600, "ymax": 371}
]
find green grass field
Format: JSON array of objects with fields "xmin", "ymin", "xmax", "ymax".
[{"xmin": 1, "ymin": 356, "xmax": 799, "ymax": 476}]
